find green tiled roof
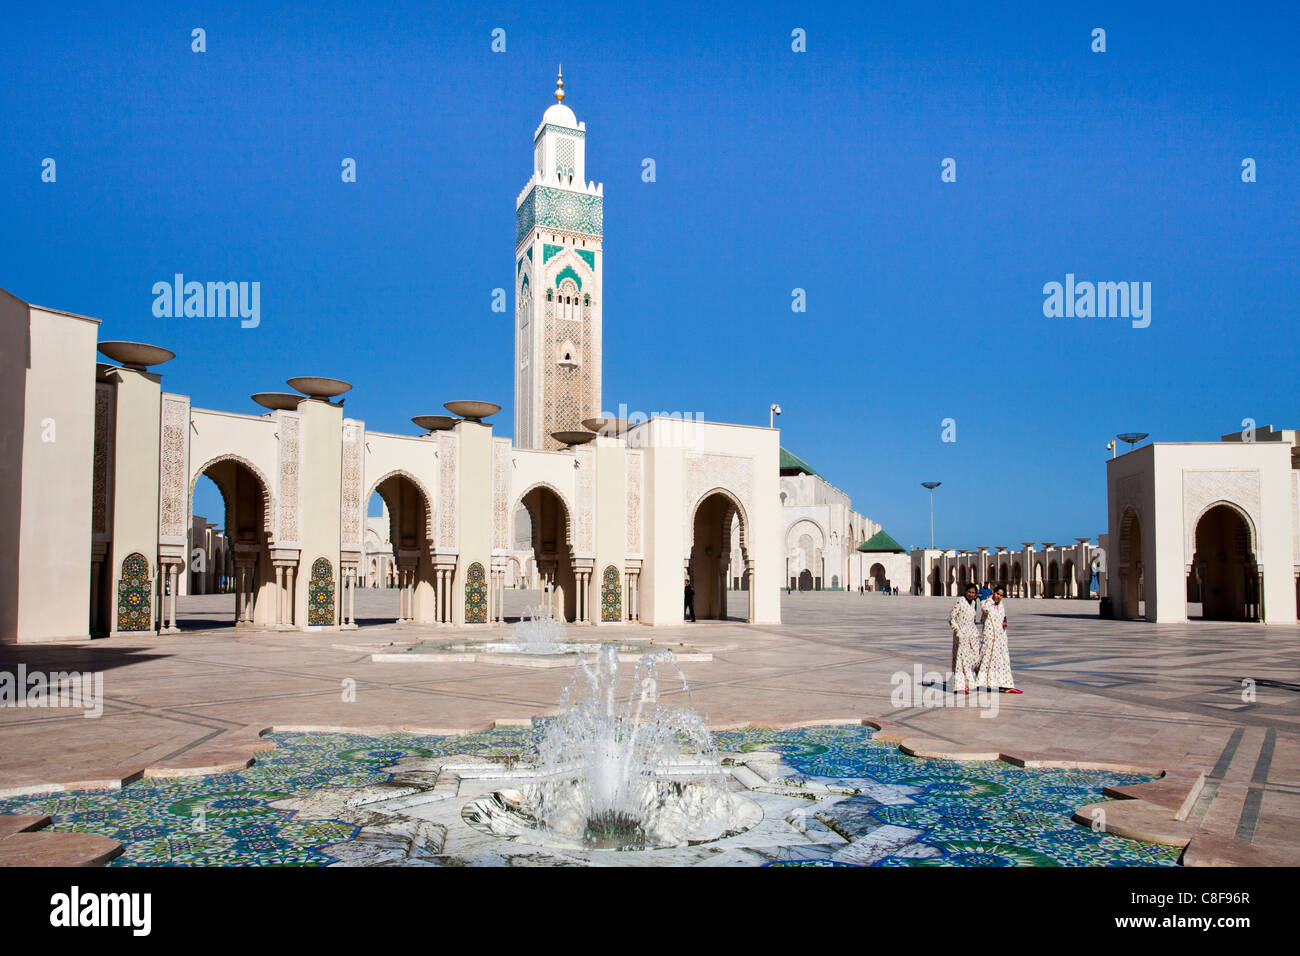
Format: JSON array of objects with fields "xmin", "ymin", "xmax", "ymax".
[
  {"xmin": 858, "ymin": 530, "xmax": 906, "ymax": 553},
  {"xmin": 779, "ymin": 448, "xmax": 819, "ymax": 477}
]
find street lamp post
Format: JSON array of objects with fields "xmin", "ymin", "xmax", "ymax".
[{"xmin": 921, "ymin": 481, "xmax": 941, "ymax": 550}]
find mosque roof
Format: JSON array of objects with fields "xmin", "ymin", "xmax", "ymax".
[
  {"xmin": 858, "ymin": 530, "xmax": 906, "ymax": 553},
  {"xmin": 543, "ymin": 103, "xmax": 578, "ymax": 127},
  {"xmin": 779, "ymin": 447, "xmax": 820, "ymax": 477}
]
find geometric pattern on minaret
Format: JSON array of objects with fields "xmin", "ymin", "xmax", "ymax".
[{"xmin": 514, "ymin": 67, "xmax": 604, "ymax": 450}]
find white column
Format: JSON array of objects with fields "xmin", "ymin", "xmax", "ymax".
[
  {"xmin": 348, "ymin": 569, "xmax": 356, "ymax": 624},
  {"xmin": 275, "ymin": 566, "xmax": 284, "ymax": 625},
  {"xmin": 746, "ymin": 560, "xmax": 755, "ymax": 623},
  {"xmin": 285, "ymin": 566, "xmax": 295, "ymax": 626},
  {"xmin": 169, "ymin": 565, "xmax": 179, "ymax": 629}
]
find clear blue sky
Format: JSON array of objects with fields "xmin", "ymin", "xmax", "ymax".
[{"xmin": 2, "ymin": 1, "xmax": 1296, "ymax": 548}]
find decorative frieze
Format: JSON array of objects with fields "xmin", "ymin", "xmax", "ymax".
[
  {"xmin": 277, "ymin": 412, "xmax": 301, "ymax": 544},
  {"xmin": 1182, "ymin": 469, "xmax": 1262, "ymax": 561},
  {"xmin": 625, "ymin": 450, "xmax": 642, "ymax": 553},
  {"xmin": 575, "ymin": 446, "xmax": 595, "ymax": 553},
  {"xmin": 683, "ymin": 452, "xmax": 754, "ymax": 548},
  {"xmin": 492, "ymin": 440, "xmax": 510, "ymax": 549},
  {"xmin": 92, "ymin": 384, "xmax": 115, "ymax": 539},
  {"xmin": 158, "ymin": 395, "xmax": 190, "ymax": 542},
  {"xmin": 438, "ymin": 431, "xmax": 457, "ymax": 549},
  {"xmin": 340, "ymin": 421, "xmax": 364, "ymax": 550}
]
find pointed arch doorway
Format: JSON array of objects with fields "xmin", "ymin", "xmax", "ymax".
[{"xmin": 688, "ymin": 490, "xmax": 752, "ymax": 622}]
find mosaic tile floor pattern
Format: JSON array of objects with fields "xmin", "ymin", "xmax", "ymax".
[
  {"xmin": 0, "ymin": 725, "xmax": 1180, "ymax": 867},
  {"xmin": 711, "ymin": 726, "xmax": 1180, "ymax": 866}
]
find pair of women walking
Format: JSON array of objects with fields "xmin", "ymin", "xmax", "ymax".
[{"xmin": 949, "ymin": 583, "xmax": 1021, "ymax": 694}]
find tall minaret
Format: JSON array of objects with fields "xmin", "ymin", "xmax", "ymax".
[{"xmin": 514, "ymin": 67, "xmax": 604, "ymax": 450}]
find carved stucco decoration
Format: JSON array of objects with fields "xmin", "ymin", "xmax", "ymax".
[
  {"xmin": 575, "ymin": 446, "xmax": 595, "ymax": 554},
  {"xmin": 1182, "ymin": 469, "xmax": 1262, "ymax": 563},
  {"xmin": 340, "ymin": 421, "xmax": 364, "ymax": 549},
  {"xmin": 786, "ymin": 517, "xmax": 826, "ymax": 551},
  {"xmin": 158, "ymin": 396, "xmax": 190, "ymax": 543},
  {"xmin": 92, "ymin": 383, "xmax": 115, "ymax": 539},
  {"xmin": 492, "ymin": 440, "xmax": 510, "ymax": 549},
  {"xmin": 277, "ymin": 412, "xmax": 301, "ymax": 544},
  {"xmin": 683, "ymin": 452, "xmax": 754, "ymax": 551},
  {"xmin": 438, "ymin": 431, "xmax": 457, "ymax": 549},
  {"xmin": 625, "ymin": 450, "xmax": 642, "ymax": 553}
]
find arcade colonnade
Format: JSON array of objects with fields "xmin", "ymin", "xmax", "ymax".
[
  {"xmin": 910, "ymin": 540, "xmax": 1102, "ymax": 600},
  {"xmin": 0, "ymin": 308, "xmax": 783, "ymax": 643}
]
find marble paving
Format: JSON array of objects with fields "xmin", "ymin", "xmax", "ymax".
[{"xmin": 2, "ymin": 590, "xmax": 1297, "ymax": 862}]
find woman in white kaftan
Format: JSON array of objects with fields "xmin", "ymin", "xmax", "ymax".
[
  {"xmin": 949, "ymin": 584, "xmax": 982, "ymax": 693},
  {"xmin": 978, "ymin": 585, "xmax": 1021, "ymax": 693}
]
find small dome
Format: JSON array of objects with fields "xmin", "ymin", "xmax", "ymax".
[{"xmin": 543, "ymin": 102, "xmax": 577, "ymax": 127}]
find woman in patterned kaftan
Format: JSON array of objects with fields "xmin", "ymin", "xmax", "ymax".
[
  {"xmin": 978, "ymin": 585, "xmax": 1022, "ymax": 694},
  {"xmin": 949, "ymin": 584, "xmax": 982, "ymax": 693}
]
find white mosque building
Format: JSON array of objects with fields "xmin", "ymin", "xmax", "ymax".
[
  {"xmin": 0, "ymin": 73, "xmax": 785, "ymax": 643},
  {"xmin": 0, "ymin": 75, "xmax": 1295, "ymax": 645}
]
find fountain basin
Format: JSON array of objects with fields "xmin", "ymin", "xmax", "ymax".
[
  {"xmin": 371, "ymin": 640, "xmax": 712, "ymax": 667},
  {"xmin": 462, "ymin": 777, "xmax": 761, "ymax": 851}
]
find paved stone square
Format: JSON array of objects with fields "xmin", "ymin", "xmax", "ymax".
[{"xmin": 2, "ymin": 591, "xmax": 1297, "ymax": 862}]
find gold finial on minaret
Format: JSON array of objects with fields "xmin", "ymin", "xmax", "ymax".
[{"xmin": 555, "ymin": 64, "xmax": 565, "ymax": 103}]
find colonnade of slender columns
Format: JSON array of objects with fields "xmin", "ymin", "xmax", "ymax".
[
  {"xmin": 623, "ymin": 569, "xmax": 641, "ymax": 621},
  {"xmin": 538, "ymin": 562, "xmax": 558, "ymax": 620},
  {"xmin": 159, "ymin": 560, "xmax": 182, "ymax": 633},
  {"xmin": 395, "ymin": 564, "xmax": 417, "ymax": 623},
  {"xmin": 234, "ymin": 561, "xmax": 261, "ymax": 625},
  {"xmin": 340, "ymin": 565, "xmax": 358, "ymax": 628},
  {"xmin": 270, "ymin": 561, "xmax": 297, "ymax": 627},
  {"xmin": 433, "ymin": 567, "xmax": 455, "ymax": 624},
  {"xmin": 489, "ymin": 566, "xmax": 507, "ymax": 624},
  {"xmin": 573, "ymin": 568, "xmax": 591, "ymax": 624}
]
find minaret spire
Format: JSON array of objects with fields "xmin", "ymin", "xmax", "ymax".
[{"xmin": 555, "ymin": 65, "xmax": 565, "ymax": 103}]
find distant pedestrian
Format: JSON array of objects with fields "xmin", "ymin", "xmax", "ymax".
[{"xmin": 684, "ymin": 578, "xmax": 696, "ymax": 622}]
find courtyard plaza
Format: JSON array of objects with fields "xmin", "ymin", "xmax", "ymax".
[{"xmin": 1, "ymin": 591, "xmax": 1297, "ymax": 864}]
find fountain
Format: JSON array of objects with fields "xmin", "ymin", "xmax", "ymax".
[
  {"xmin": 475, "ymin": 606, "xmax": 571, "ymax": 655},
  {"xmin": 367, "ymin": 608, "xmax": 712, "ymax": 667},
  {"xmin": 458, "ymin": 645, "xmax": 756, "ymax": 850}
]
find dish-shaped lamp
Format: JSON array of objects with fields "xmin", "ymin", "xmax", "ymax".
[
  {"xmin": 252, "ymin": 392, "xmax": 303, "ymax": 411},
  {"xmin": 287, "ymin": 376, "xmax": 352, "ymax": 399},
  {"xmin": 443, "ymin": 400, "xmax": 501, "ymax": 422},
  {"xmin": 97, "ymin": 341, "xmax": 176, "ymax": 370},
  {"xmin": 411, "ymin": 415, "xmax": 459, "ymax": 432}
]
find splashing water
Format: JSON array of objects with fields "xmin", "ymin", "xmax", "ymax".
[
  {"xmin": 512, "ymin": 606, "xmax": 566, "ymax": 652},
  {"xmin": 532, "ymin": 644, "xmax": 726, "ymax": 848}
]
